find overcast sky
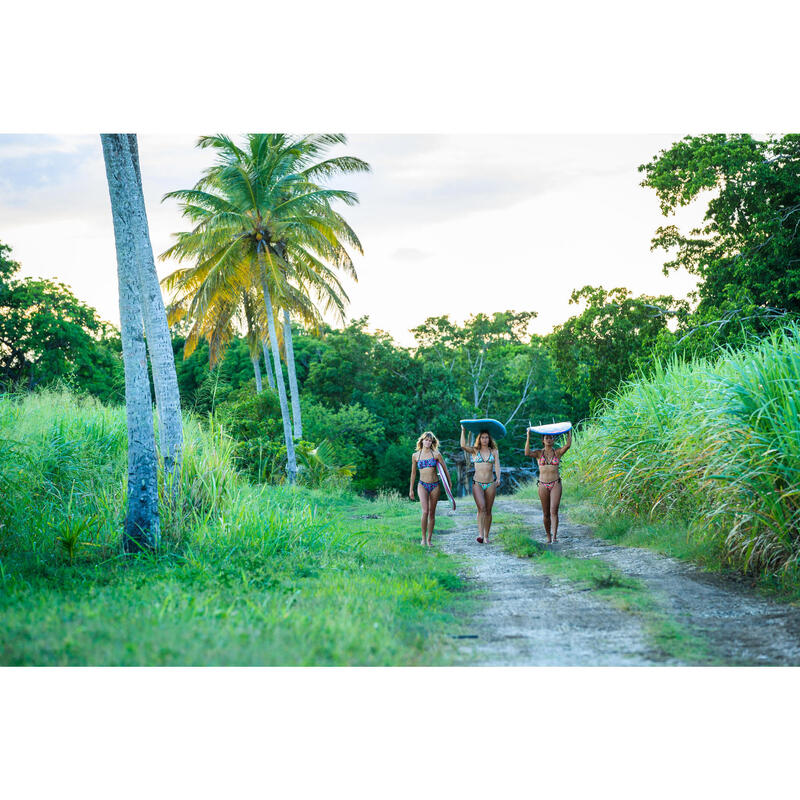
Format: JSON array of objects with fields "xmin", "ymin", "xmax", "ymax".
[{"xmin": 0, "ymin": 133, "xmax": 703, "ymax": 346}]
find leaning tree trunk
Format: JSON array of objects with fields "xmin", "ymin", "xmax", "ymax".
[
  {"xmin": 282, "ymin": 309, "xmax": 303, "ymax": 440},
  {"xmin": 261, "ymin": 337, "xmax": 276, "ymax": 390},
  {"xmin": 251, "ymin": 354, "xmax": 263, "ymax": 393},
  {"xmin": 103, "ymin": 134, "xmax": 184, "ymax": 488},
  {"xmin": 101, "ymin": 136, "xmax": 160, "ymax": 552},
  {"xmin": 257, "ymin": 251, "xmax": 297, "ymax": 484}
]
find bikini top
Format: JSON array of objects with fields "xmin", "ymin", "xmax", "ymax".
[
  {"xmin": 417, "ymin": 452, "xmax": 437, "ymax": 469},
  {"xmin": 538, "ymin": 451, "xmax": 560, "ymax": 466},
  {"xmin": 471, "ymin": 449, "xmax": 495, "ymax": 464}
]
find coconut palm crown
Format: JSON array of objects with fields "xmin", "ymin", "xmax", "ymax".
[{"xmin": 160, "ymin": 133, "xmax": 370, "ymax": 483}]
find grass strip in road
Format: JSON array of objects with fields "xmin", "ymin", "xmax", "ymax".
[{"xmin": 495, "ymin": 513, "xmax": 713, "ymax": 664}]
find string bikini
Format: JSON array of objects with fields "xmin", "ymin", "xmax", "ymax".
[
  {"xmin": 537, "ymin": 450, "xmax": 561, "ymax": 491},
  {"xmin": 417, "ymin": 453, "xmax": 439, "ymax": 492},
  {"xmin": 471, "ymin": 449, "xmax": 496, "ymax": 491}
]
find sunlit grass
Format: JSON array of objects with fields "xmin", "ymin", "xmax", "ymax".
[{"xmin": 0, "ymin": 389, "xmax": 473, "ymax": 665}]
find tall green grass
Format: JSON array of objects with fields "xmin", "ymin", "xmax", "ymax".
[
  {"xmin": 569, "ymin": 325, "xmax": 800, "ymax": 579},
  {"xmin": 0, "ymin": 389, "xmax": 472, "ymax": 665}
]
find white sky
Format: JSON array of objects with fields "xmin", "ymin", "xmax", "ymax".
[{"xmin": 1, "ymin": 133, "xmax": 703, "ymax": 346}]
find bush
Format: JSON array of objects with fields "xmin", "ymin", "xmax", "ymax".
[{"xmin": 301, "ymin": 399, "xmax": 385, "ymax": 489}]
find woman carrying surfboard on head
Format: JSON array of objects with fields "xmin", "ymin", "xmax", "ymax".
[
  {"xmin": 409, "ymin": 431, "xmax": 452, "ymax": 547},
  {"xmin": 460, "ymin": 424, "xmax": 502, "ymax": 544},
  {"xmin": 525, "ymin": 423, "xmax": 572, "ymax": 543}
]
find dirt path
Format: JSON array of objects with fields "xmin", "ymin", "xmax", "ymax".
[{"xmin": 436, "ymin": 496, "xmax": 800, "ymax": 666}]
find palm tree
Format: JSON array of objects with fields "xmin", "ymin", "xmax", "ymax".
[
  {"xmin": 161, "ymin": 133, "xmax": 369, "ymax": 482},
  {"xmin": 124, "ymin": 136, "xmax": 184, "ymax": 484},
  {"xmin": 101, "ymin": 134, "xmax": 160, "ymax": 550},
  {"xmin": 198, "ymin": 135, "xmax": 367, "ymax": 441}
]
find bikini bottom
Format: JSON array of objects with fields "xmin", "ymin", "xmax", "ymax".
[
  {"xmin": 537, "ymin": 478, "xmax": 562, "ymax": 491},
  {"xmin": 418, "ymin": 480, "xmax": 439, "ymax": 492}
]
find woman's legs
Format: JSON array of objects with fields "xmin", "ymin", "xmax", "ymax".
[
  {"xmin": 472, "ymin": 483, "xmax": 487, "ymax": 542},
  {"xmin": 483, "ymin": 484, "xmax": 497, "ymax": 543},
  {"xmin": 550, "ymin": 480, "xmax": 563, "ymax": 541},
  {"xmin": 538, "ymin": 483, "xmax": 552, "ymax": 543},
  {"xmin": 418, "ymin": 484, "xmax": 430, "ymax": 545},
  {"xmin": 426, "ymin": 485, "xmax": 441, "ymax": 546}
]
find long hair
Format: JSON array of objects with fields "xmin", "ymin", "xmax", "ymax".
[
  {"xmin": 474, "ymin": 430, "xmax": 497, "ymax": 451},
  {"xmin": 415, "ymin": 431, "xmax": 439, "ymax": 451}
]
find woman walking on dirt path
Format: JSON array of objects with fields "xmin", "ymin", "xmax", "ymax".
[
  {"xmin": 409, "ymin": 431, "xmax": 451, "ymax": 547},
  {"xmin": 460, "ymin": 426, "xmax": 501, "ymax": 544},
  {"xmin": 525, "ymin": 428, "xmax": 572, "ymax": 543}
]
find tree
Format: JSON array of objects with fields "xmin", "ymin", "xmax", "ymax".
[
  {"xmin": 547, "ymin": 285, "xmax": 681, "ymax": 420},
  {"xmin": 639, "ymin": 133, "xmax": 800, "ymax": 324},
  {"xmin": 0, "ymin": 241, "xmax": 123, "ymax": 400},
  {"xmin": 101, "ymin": 135, "xmax": 160, "ymax": 551},
  {"xmin": 411, "ymin": 311, "xmax": 538, "ymax": 424},
  {"xmin": 194, "ymin": 134, "xmax": 368, "ymax": 444},
  {"xmin": 124, "ymin": 135, "xmax": 184, "ymax": 482},
  {"xmin": 162, "ymin": 134, "xmax": 369, "ymax": 483}
]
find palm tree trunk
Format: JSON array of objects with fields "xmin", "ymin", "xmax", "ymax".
[
  {"xmin": 282, "ymin": 309, "xmax": 303, "ymax": 439},
  {"xmin": 258, "ymin": 251, "xmax": 297, "ymax": 484},
  {"xmin": 101, "ymin": 135, "xmax": 160, "ymax": 552},
  {"xmin": 251, "ymin": 354, "xmax": 263, "ymax": 393},
  {"xmin": 261, "ymin": 337, "xmax": 276, "ymax": 390},
  {"xmin": 112, "ymin": 134, "xmax": 183, "ymax": 486}
]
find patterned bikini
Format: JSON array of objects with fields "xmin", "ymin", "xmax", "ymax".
[
  {"xmin": 537, "ymin": 450, "xmax": 561, "ymax": 490},
  {"xmin": 471, "ymin": 449, "xmax": 496, "ymax": 491},
  {"xmin": 417, "ymin": 453, "xmax": 439, "ymax": 492}
]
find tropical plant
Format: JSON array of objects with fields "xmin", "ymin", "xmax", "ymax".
[
  {"xmin": 100, "ymin": 133, "xmax": 161, "ymax": 551},
  {"xmin": 122, "ymin": 135, "xmax": 183, "ymax": 483},
  {"xmin": 161, "ymin": 133, "xmax": 369, "ymax": 483}
]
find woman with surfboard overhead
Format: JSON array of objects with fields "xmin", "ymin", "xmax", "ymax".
[
  {"xmin": 409, "ymin": 431, "xmax": 453, "ymax": 547},
  {"xmin": 460, "ymin": 419, "xmax": 504, "ymax": 544},
  {"xmin": 525, "ymin": 422, "xmax": 573, "ymax": 543}
]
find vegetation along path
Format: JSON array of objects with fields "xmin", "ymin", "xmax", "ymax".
[{"xmin": 436, "ymin": 496, "xmax": 800, "ymax": 666}]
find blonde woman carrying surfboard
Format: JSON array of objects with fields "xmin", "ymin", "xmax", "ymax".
[
  {"xmin": 409, "ymin": 431, "xmax": 453, "ymax": 547},
  {"xmin": 525, "ymin": 423, "xmax": 573, "ymax": 543}
]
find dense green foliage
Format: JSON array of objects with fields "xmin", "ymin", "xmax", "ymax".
[
  {"xmin": 548, "ymin": 286, "xmax": 684, "ymax": 419},
  {"xmin": 0, "ymin": 390, "xmax": 472, "ymax": 665},
  {"xmin": 639, "ymin": 133, "xmax": 800, "ymax": 354},
  {"xmin": 0, "ymin": 241, "xmax": 123, "ymax": 400},
  {"xmin": 567, "ymin": 326, "xmax": 800, "ymax": 579}
]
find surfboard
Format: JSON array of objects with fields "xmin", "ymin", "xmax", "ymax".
[
  {"xmin": 436, "ymin": 460, "xmax": 456, "ymax": 510},
  {"xmin": 528, "ymin": 421, "xmax": 572, "ymax": 436},
  {"xmin": 460, "ymin": 418, "xmax": 507, "ymax": 440}
]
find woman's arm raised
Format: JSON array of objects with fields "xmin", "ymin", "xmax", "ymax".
[{"xmin": 460, "ymin": 425, "xmax": 477, "ymax": 454}]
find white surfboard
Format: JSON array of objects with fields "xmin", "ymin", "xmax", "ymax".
[{"xmin": 528, "ymin": 421, "xmax": 572, "ymax": 436}]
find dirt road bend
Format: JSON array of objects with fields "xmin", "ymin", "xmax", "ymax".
[{"xmin": 436, "ymin": 496, "xmax": 800, "ymax": 666}]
